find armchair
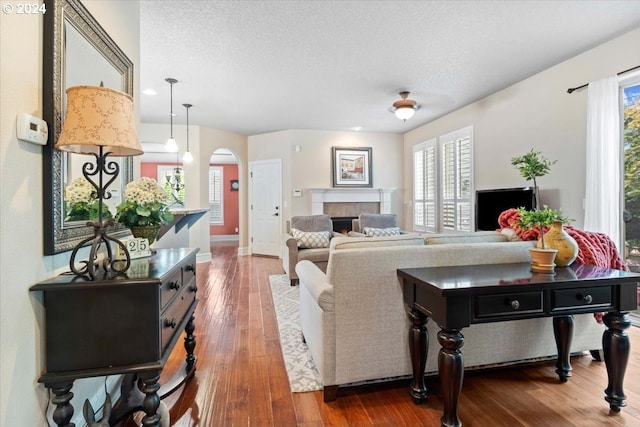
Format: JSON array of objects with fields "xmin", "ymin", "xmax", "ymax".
[
  {"xmin": 282, "ymin": 214, "xmax": 335, "ymax": 286},
  {"xmin": 350, "ymin": 213, "xmax": 403, "ymax": 237}
]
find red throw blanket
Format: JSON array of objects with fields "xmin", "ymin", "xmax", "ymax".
[{"xmin": 497, "ymin": 208, "xmax": 630, "ymax": 323}]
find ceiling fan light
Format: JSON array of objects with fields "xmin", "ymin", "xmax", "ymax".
[
  {"xmin": 182, "ymin": 150, "xmax": 194, "ymax": 164},
  {"xmin": 395, "ymin": 106, "xmax": 415, "ymax": 121},
  {"xmin": 165, "ymin": 137, "xmax": 178, "ymax": 152},
  {"xmin": 392, "ymin": 91, "xmax": 417, "ymax": 121}
]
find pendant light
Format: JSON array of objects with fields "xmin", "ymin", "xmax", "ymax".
[
  {"xmin": 182, "ymin": 103, "xmax": 193, "ymax": 164},
  {"xmin": 165, "ymin": 78, "xmax": 178, "ymax": 152}
]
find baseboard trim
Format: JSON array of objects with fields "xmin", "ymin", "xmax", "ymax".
[
  {"xmin": 210, "ymin": 235, "xmax": 239, "ymax": 242},
  {"xmin": 196, "ymin": 252, "xmax": 212, "ymax": 263},
  {"xmin": 238, "ymin": 246, "xmax": 250, "ymax": 256}
]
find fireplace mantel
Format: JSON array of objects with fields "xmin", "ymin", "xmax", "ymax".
[{"xmin": 308, "ymin": 188, "xmax": 395, "ymax": 215}]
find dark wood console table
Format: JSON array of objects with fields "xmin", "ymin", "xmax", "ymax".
[
  {"xmin": 398, "ymin": 262, "xmax": 640, "ymax": 427},
  {"xmin": 30, "ymin": 248, "xmax": 199, "ymax": 427}
]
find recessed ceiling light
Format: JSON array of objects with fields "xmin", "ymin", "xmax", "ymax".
[
  {"xmin": 351, "ymin": 126, "xmax": 363, "ymax": 132},
  {"xmin": 142, "ymin": 88, "xmax": 157, "ymax": 96}
]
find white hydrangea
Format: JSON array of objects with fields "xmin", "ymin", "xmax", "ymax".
[
  {"xmin": 124, "ymin": 177, "xmax": 167, "ymax": 205},
  {"xmin": 65, "ymin": 177, "xmax": 94, "ymax": 205}
]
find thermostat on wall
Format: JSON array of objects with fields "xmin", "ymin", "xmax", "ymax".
[{"xmin": 17, "ymin": 113, "xmax": 48, "ymax": 145}]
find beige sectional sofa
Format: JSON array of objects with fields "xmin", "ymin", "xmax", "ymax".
[{"xmin": 295, "ymin": 233, "xmax": 605, "ymax": 401}]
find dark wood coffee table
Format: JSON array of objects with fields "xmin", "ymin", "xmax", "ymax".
[{"xmin": 398, "ymin": 262, "xmax": 640, "ymax": 427}]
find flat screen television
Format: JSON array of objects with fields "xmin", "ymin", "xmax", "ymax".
[{"xmin": 475, "ymin": 187, "xmax": 535, "ymax": 231}]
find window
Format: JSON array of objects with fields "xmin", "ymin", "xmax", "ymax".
[
  {"xmin": 621, "ymin": 80, "xmax": 640, "ymax": 321},
  {"xmin": 413, "ymin": 139, "xmax": 437, "ymax": 233},
  {"xmin": 413, "ymin": 126, "xmax": 473, "ymax": 233},
  {"xmin": 209, "ymin": 166, "xmax": 224, "ymax": 225}
]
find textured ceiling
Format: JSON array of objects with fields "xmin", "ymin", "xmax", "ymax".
[{"xmin": 139, "ymin": 1, "xmax": 640, "ymax": 137}]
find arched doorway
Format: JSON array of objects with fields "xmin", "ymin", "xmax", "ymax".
[{"xmin": 209, "ymin": 148, "xmax": 240, "ymax": 244}]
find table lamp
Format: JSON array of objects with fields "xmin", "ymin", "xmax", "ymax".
[{"xmin": 55, "ymin": 85, "xmax": 143, "ymax": 279}]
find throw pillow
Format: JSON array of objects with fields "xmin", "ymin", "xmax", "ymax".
[
  {"xmin": 291, "ymin": 228, "xmax": 331, "ymax": 248},
  {"xmin": 363, "ymin": 226, "xmax": 400, "ymax": 237}
]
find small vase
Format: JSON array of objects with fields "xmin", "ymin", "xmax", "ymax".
[
  {"xmin": 537, "ymin": 221, "xmax": 578, "ymax": 267},
  {"xmin": 529, "ymin": 247, "xmax": 558, "ymax": 274},
  {"xmin": 130, "ymin": 225, "xmax": 161, "ymax": 245}
]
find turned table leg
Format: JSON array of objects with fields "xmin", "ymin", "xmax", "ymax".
[
  {"xmin": 438, "ymin": 328, "xmax": 464, "ymax": 427},
  {"xmin": 184, "ymin": 313, "xmax": 197, "ymax": 374},
  {"xmin": 138, "ymin": 371, "xmax": 162, "ymax": 427},
  {"xmin": 603, "ymin": 312, "xmax": 631, "ymax": 412},
  {"xmin": 407, "ymin": 307, "xmax": 429, "ymax": 403},
  {"xmin": 46, "ymin": 381, "xmax": 75, "ymax": 427},
  {"xmin": 553, "ymin": 315, "xmax": 574, "ymax": 381}
]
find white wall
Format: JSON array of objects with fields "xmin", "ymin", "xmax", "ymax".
[
  {"xmin": 0, "ymin": 1, "xmax": 140, "ymax": 425},
  {"xmin": 249, "ymin": 129, "xmax": 405, "ymax": 228},
  {"xmin": 404, "ymin": 27, "xmax": 640, "ymax": 232}
]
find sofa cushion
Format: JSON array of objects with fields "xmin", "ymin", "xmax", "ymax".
[
  {"xmin": 297, "ymin": 247, "xmax": 331, "ymax": 263},
  {"xmin": 500, "ymin": 227, "xmax": 523, "ymax": 242},
  {"xmin": 363, "ymin": 226, "xmax": 400, "ymax": 237},
  {"xmin": 291, "ymin": 228, "xmax": 332, "ymax": 248},
  {"xmin": 331, "ymin": 234, "xmax": 424, "ymax": 250},
  {"xmin": 424, "ymin": 231, "xmax": 508, "ymax": 245}
]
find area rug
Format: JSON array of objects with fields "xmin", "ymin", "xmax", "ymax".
[{"xmin": 269, "ymin": 274, "xmax": 323, "ymax": 393}]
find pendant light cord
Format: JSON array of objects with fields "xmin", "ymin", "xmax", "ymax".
[{"xmin": 169, "ymin": 82, "xmax": 174, "ymax": 138}]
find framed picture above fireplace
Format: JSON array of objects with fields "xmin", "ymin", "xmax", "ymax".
[{"xmin": 332, "ymin": 147, "xmax": 372, "ymax": 188}]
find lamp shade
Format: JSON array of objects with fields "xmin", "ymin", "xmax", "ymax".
[
  {"xmin": 182, "ymin": 150, "xmax": 194, "ymax": 164},
  {"xmin": 395, "ymin": 106, "xmax": 415, "ymax": 121},
  {"xmin": 165, "ymin": 137, "xmax": 178, "ymax": 152},
  {"xmin": 56, "ymin": 86, "xmax": 143, "ymax": 156}
]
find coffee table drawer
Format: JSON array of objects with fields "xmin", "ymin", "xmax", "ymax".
[
  {"xmin": 552, "ymin": 286, "xmax": 612, "ymax": 311},
  {"xmin": 475, "ymin": 292, "xmax": 543, "ymax": 319}
]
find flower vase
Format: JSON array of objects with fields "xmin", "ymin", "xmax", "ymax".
[
  {"xmin": 537, "ymin": 220, "xmax": 578, "ymax": 267},
  {"xmin": 130, "ymin": 225, "xmax": 161, "ymax": 245}
]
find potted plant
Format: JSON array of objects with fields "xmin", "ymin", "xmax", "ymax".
[
  {"xmin": 115, "ymin": 177, "xmax": 174, "ymax": 244},
  {"xmin": 511, "ymin": 149, "xmax": 556, "ymax": 210},
  {"xmin": 515, "ymin": 206, "xmax": 570, "ymax": 273}
]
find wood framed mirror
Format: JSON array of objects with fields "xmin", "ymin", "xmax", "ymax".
[{"xmin": 43, "ymin": 0, "xmax": 134, "ymax": 254}]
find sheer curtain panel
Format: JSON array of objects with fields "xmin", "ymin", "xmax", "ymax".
[{"xmin": 584, "ymin": 75, "xmax": 621, "ymax": 250}]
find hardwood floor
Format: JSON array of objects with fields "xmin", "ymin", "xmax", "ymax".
[{"xmin": 125, "ymin": 241, "xmax": 640, "ymax": 426}]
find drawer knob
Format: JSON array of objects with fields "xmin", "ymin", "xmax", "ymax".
[
  {"xmin": 169, "ymin": 281, "xmax": 181, "ymax": 290},
  {"xmin": 165, "ymin": 318, "xmax": 177, "ymax": 328},
  {"xmin": 191, "ymin": 284, "xmax": 198, "ymax": 293},
  {"xmin": 186, "ymin": 264, "xmax": 195, "ymax": 272},
  {"xmin": 510, "ymin": 299, "xmax": 520, "ymax": 310},
  {"xmin": 580, "ymin": 294, "xmax": 593, "ymax": 304}
]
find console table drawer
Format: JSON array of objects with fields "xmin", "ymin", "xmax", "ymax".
[
  {"xmin": 475, "ymin": 292, "xmax": 543, "ymax": 319},
  {"xmin": 161, "ymin": 269, "xmax": 184, "ymax": 309},
  {"xmin": 552, "ymin": 286, "xmax": 612, "ymax": 311},
  {"xmin": 161, "ymin": 278, "xmax": 196, "ymax": 352}
]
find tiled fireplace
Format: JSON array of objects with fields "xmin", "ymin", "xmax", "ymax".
[{"xmin": 308, "ymin": 188, "xmax": 394, "ymax": 217}]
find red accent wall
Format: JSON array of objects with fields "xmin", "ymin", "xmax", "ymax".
[
  {"xmin": 140, "ymin": 162, "xmax": 239, "ymax": 236},
  {"xmin": 211, "ymin": 163, "xmax": 239, "ymax": 236}
]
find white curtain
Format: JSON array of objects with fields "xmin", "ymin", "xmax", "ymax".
[{"xmin": 584, "ymin": 75, "xmax": 621, "ymax": 250}]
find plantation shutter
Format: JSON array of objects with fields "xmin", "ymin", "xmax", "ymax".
[
  {"xmin": 439, "ymin": 127, "xmax": 473, "ymax": 232},
  {"xmin": 209, "ymin": 166, "xmax": 223, "ymax": 224},
  {"xmin": 413, "ymin": 139, "xmax": 437, "ymax": 232}
]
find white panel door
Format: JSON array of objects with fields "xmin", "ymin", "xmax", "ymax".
[{"xmin": 250, "ymin": 159, "xmax": 282, "ymax": 256}]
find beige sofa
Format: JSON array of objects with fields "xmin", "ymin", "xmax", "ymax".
[{"xmin": 295, "ymin": 233, "xmax": 605, "ymax": 401}]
